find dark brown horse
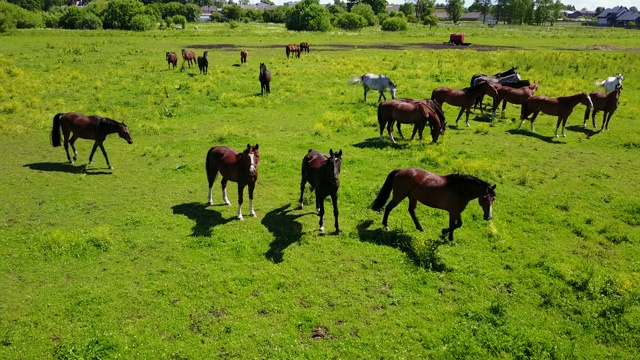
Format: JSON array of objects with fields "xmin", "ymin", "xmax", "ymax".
[
  {"xmin": 519, "ymin": 92, "xmax": 593, "ymax": 137},
  {"xmin": 378, "ymin": 99, "xmax": 446, "ymax": 145},
  {"xmin": 51, "ymin": 112, "xmax": 133, "ymax": 169},
  {"xmin": 298, "ymin": 149, "xmax": 342, "ymax": 234},
  {"xmin": 206, "ymin": 144, "xmax": 259, "ymax": 220},
  {"xmin": 372, "ymin": 168, "xmax": 496, "ymax": 241},
  {"xmin": 286, "ymin": 44, "xmax": 300, "ymax": 59},
  {"xmin": 197, "ymin": 51, "xmax": 208, "ymax": 75},
  {"xmin": 431, "ymin": 82, "xmax": 498, "ymax": 127},
  {"xmin": 584, "ymin": 86, "xmax": 621, "ymax": 130},
  {"xmin": 240, "ymin": 50, "xmax": 248, "ymax": 65},
  {"xmin": 299, "ymin": 42, "xmax": 310, "ymax": 54},
  {"xmin": 490, "ymin": 81, "xmax": 539, "ymax": 119},
  {"xmin": 259, "ymin": 63, "xmax": 271, "ymax": 95},
  {"xmin": 166, "ymin": 52, "xmax": 177, "ymax": 69},
  {"xmin": 181, "ymin": 49, "xmax": 196, "ymax": 68}
]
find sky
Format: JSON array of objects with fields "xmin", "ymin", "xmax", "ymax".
[{"xmin": 265, "ymin": 0, "xmax": 638, "ymax": 12}]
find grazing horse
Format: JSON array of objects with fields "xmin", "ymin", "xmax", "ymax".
[
  {"xmin": 595, "ymin": 74, "xmax": 623, "ymax": 93},
  {"xmin": 51, "ymin": 112, "xmax": 133, "ymax": 170},
  {"xmin": 166, "ymin": 52, "xmax": 177, "ymax": 69},
  {"xmin": 206, "ymin": 144, "xmax": 259, "ymax": 220},
  {"xmin": 584, "ymin": 86, "xmax": 621, "ymax": 130},
  {"xmin": 240, "ymin": 50, "xmax": 248, "ymax": 65},
  {"xmin": 372, "ymin": 168, "xmax": 496, "ymax": 242},
  {"xmin": 197, "ymin": 51, "xmax": 208, "ymax": 75},
  {"xmin": 299, "ymin": 42, "xmax": 310, "ymax": 54},
  {"xmin": 378, "ymin": 99, "xmax": 446, "ymax": 145},
  {"xmin": 519, "ymin": 92, "xmax": 593, "ymax": 137},
  {"xmin": 259, "ymin": 63, "xmax": 271, "ymax": 95},
  {"xmin": 348, "ymin": 74, "xmax": 397, "ymax": 103},
  {"xmin": 431, "ymin": 81, "xmax": 498, "ymax": 127},
  {"xmin": 298, "ymin": 149, "xmax": 342, "ymax": 234},
  {"xmin": 181, "ymin": 49, "xmax": 196, "ymax": 68},
  {"xmin": 490, "ymin": 81, "xmax": 539, "ymax": 119},
  {"xmin": 286, "ymin": 44, "xmax": 300, "ymax": 59},
  {"xmin": 471, "ymin": 67, "xmax": 518, "ymax": 87}
]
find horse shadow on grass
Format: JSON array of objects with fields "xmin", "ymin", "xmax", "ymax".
[
  {"xmin": 566, "ymin": 125, "xmax": 600, "ymax": 139},
  {"xmin": 505, "ymin": 129, "xmax": 561, "ymax": 144},
  {"xmin": 172, "ymin": 202, "xmax": 235, "ymax": 237},
  {"xmin": 357, "ymin": 220, "xmax": 447, "ymax": 272},
  {"xmin": 23, "ymin": 162, "xmax": 112, "ymax": 175},
  {"xmin": 261, "ymin": 204, "xmax": 313, "ymax": 264},
  {"xmin": 352, "ymin": 138, "xmax": 409, "ymax": 150}
]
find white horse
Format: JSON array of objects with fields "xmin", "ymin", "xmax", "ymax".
[
  {"xmin": 348, "ymin": 74, "xmax": 397, "ymax": 102},
  {"xmin": 595, "ymin": 74, "xmax": 623, "ymax": 93}
]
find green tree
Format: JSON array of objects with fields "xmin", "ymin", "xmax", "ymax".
[
  {"xmin": 360, "ymin": 0, "xmax": 388, "ymax": 14},
  {"xmin": 445, "ymin": 0, "xmax": 463, "ymax": 23},
  {"xmin": 415, "ymin": 0, "xmax": 435, "ymax": 19},
  {"xmin": 58, "ymin": 6, "xmax": 83, "ymax": 29},
  {"xmin": 594, "ymin": 6, "xmax": 604, "ymax": 15},
  {"xmin": 263, "ymin": 6, "xmax": 290, "ymax": 23},
  {"xmin": 335, "ymin": 11, "xmax": 367, "ymax": 29},
  {"xmin": 422, "ymin": 13, "xmax": 438, "ymax": 27},
  {"xmin": 381, "ymin": 15, "xmax": 407, "ymax": 30},
  {"xmin": 261, "ymin": 0, "xmax": 275, "ymax": 4},
  {"xmin": 351, "ymin": 2, "xmax": 377, "ymax": 26},
  {"xmin": 102, "ymin": 0, "xmax": 146, "ymax": 30},
  {"xmin": 8, "ymin": 0, "xmax": 44, "ymax": 11},
  {"xmin": 470, "ymin": 0, "xmax": 492, "ymax": 23},
  {"xmin": 630, "ymin": 6, "xmax": 637, "ymax": 12},
  {"xmin": 286, "ymin": 0, "xmax": 332, "ymax": 31},
  {"xmin": 221, "ymin": 4, "xmax": 243, "ymax": 21},
  {"xmin": 399, "ymin": 2, "xmax": 415, "ymax": 17},
  {"xmin": 43, "ymin": 0, "xmax": 66, "ymax": 11}
]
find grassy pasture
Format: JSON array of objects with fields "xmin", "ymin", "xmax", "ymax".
[{"xmin": 1, "ymin": 23, "xmax": 639, "ymax": 358}]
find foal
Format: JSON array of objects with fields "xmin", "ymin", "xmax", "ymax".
[
  {"xmin": 519, "ymin": 92, "xmax": 593, "ymax": 137},
  {"xmin": 181, "ymin": 49, "xmax": 196, "ymax": 68},
  {"xmin": 298, "ymin": 149, "xmax": 342, "ymax": 234},
  {"xmin": 259, "ymin": 63, "xmax": 271, "ymax": 95},
  {"xmin": 491, "ymin": 82, "xmax": 539, "ymax": 119},
  {"xmin": 197, "ymin": 51, "xmax": 208, "ymax": 75},
  {"xmin": 584, "ymin": 86, "xmax": 621, "ymax": 130},
  {"xmin": 431, "ymin": 81, "xmax": 497, "ymax": 127}
]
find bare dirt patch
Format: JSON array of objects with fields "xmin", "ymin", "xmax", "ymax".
[{"xmin": 188, "ymin": 43, "xmax": 520, "ymax": 52}]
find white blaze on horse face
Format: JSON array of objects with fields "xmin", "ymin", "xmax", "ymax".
[{"xmin": 249, "ymin": 153, "xmax": 256, "ymax": 176}]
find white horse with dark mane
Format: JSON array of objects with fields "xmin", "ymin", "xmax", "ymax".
[
  {"xmin": 348, "ymin": 74, "xmax": 397, "ymax": 102},
  {"xmin": 595, "ymin": 74, "xmax": 623, "ymax": 93}
]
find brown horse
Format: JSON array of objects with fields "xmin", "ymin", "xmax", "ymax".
[
  {"xmin": 298, "ymin": 149, "xmax": 342, "ymax": 234},
  {"xmin": 584, "ymin": 86, "xmax": 621, "ymax": 130},
  {"xmin": 259, "ymin": 63, "xmax": 271, "ymax": 95},
  {"xmin": 197, "ymin": 51, "xmax": 208, "ymax": 75},
  {"xmin": 378, "ymin": 99, "xmax": 446, "ymax": 145},
  {"xmin": 431, "ymin": 82, "xmax": 498, "ymax": 127},
  {"xmin": 372, "ymin": 168, "xmax": 496, "ymax": 242},
  {"xmin": 490, "ymin": 81, "xmax": 539, "ymax": 119},
  {"xmin": 206, "ymin": 144, "xmax": 259, "ymax": 220},
  {"xmin": 519, "ymin": 92, "xmax": 593, "ymax": 137},
  {"xmin": 299, "ymin": 42, "xmax": 310, "ymax": 54},
  {"xmin": 181, "ymin": 49, "xmax": 196, "ymax": 68},
  {"xmin": 286, "ymin": 44, "xmax": 300, "ymax": 59},
  {"xmin": 166, "ymin": 52, "xmax": 177, "ymax": 69},
  {"xmin": 240, "ymin": 50, "xmax": 248, "ymax": 65},
  {"xmin": 51, "ymin": 112, "xmax": 133, "ymax": 170}
]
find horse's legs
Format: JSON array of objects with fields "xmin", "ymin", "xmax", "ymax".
[
  {"xmin": 98, "ymin": 143, "xmax": 113, "ymax": 169},
  {"xmin": 382, "ymin": 195, "xmax": 404, "ymax": 231},
  {"xmin": 298, "ymin": 175, "xmax": 307, "ymax": 209},
  {"xmin": 455, "ymin": 108, "xmax": 464, "ymax": 125},
  {"xmin": 68, "ymin": 135, "xmax": 79, "ymax": 161},
  {"xmin": 396, "ymin": 121, "xmax": 405, "ymax": 139},
  {"xmin": 331, "ymin": 193, "xmax": 340, "ymax": 234},
  {"xmin": 465, "ymin": 107, "xmax": 472, "ymax": 127},
  {"xmin": 236, "ymin": 183, "xmax": 247, "ymax": 220},
  {"xmin": 604, "ymin": 112, "xmax": 612, "ymax": 130},
  {"xmin": 248, "ymin": 182, "xmax": 256, "ymax": 217},
  {"xmin": 207, "ymin": 168, "xmax": 218, "ymax": 205},
  {"xmin": 529, "ymin": 111, "xmax": 540, "ymax": 132},
  {"xmin": 317, "ymin": 192, "xmax": 325, "ymax": 233},
  {"xmin": 221, "ymin": 178, "xmax": 231, "ymax": 205},
  {"xmin": 378, "ymin": 91, "xmax": 386, "ymax": 103},
  {"xmin": 417, "ymin": 122, "xmax": 425, "ymax": 145},
  {"xmin": 386, "ymin": 121, "xmax": 396, "ymax": 144},
  {"xmin": 88, "ymin": 140, "xmax": 100, "ymax": 165},
  {"xmin": 501, "ymin": 99, "xmax": 508, "ymax": 112},
  {"xmin": 407, "ymin": 197, "xmax": 424, "ymax": 232},
  {"xmin": 379, "ymin": 118, "xmax": 386, "ymax": 141},
  {"xmin": 441, "ymin": 213, "xmax": 462, "ymax": 241},
  {"xmin": 363, "ymin": 87, "xmax": 369, "ymax": 102}
]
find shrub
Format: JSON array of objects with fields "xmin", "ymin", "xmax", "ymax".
[
  {"xmin": 41, "ymin": 10, "xmax": 60, "ymax": 28},
  {"xmin": 381, "ymin": 16, "xmax": 407, "ymax": 31},
  {"xmin": 78, "ymin": 11, "xmax": 102, "ymax": 29},
  {"xmin": 286, "ymin": 0, "xmax": 332, "ymax": 31},
  {"xmin": 422, "ymin": 14, "xmax": 439, "ymax": 28},
  {"xmin": 171, "ymin": 14, "xmax": 186, "ymax": 29},
  {"xmin": 58, "ymin": 6, "xmax": 83, "ymax": 29},
  {"xmin": 130, "ymin": 14, "xmax": 155, "ymax": 31},
  {"xmin": 221, "ymin": 4, "xmax": 243, "ymax": 21},
  {"xmin": 101, "ymin": 0, "xmax": 145, "ymax": 30},
  {"xmin": 262, "ymin": 7, "xmax": 290, "ymax": 23},
  {"xmin": 351, "ymin": 3, "xmax": 377, "ymax": 26},
  {"xmin": 335, "ymin": 12, "xmax": 367, "ymax": 30},
  {"xmin": 0, "ymin": 2, "xmax": 43, "ymax": 30},
  {"xmin": 209, "ymin": 12, "xmax": 224, "ymax": 23}
]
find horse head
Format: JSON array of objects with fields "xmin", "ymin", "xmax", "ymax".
[
  {"xmin": 242, "ymin": 144, "xmax": 259, "ymax": 177},
  {"xmin": 117, "ymin": 122, "xmax": 133, "ymax": 144},
  {"xmin": 478, "ymin": 184, "xmax": 496, "ymax": 220},
  {"xmin": 389, "ymin": 82, "xmax": 397, "ymax": 99},
  {"xmin": 583, "ymin": 92, "xmax": 593, "ymax": 108},
  {"xmin": 327, "ymin": 149, "xmax": 342, "ymax": 186}
]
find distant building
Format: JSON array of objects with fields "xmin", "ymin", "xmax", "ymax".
[
  {"xmin": 596, "ymin": 6, "xmax": 628, "ymax": 26},
  {"xmin": 434, "ymin": 7, "xmax": 449, "ymax": 21},
  {"xmin": 615, "ymin": 11, "xmax": 640, "ymax": 26}
]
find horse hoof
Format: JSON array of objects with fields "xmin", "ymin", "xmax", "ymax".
[
  {"xmin": 250, "ymin": 212, "xmax": 257, "ymax": 217},
  {"xmin": 207, "ymin": 201, "xmax": 214, "ymax": 206},
  {"xmin": 333, "ymin": 229, "xmax": 341, "ymax": 235},
  {"xmin": 319, "ymin": 226, "xmax": 325, "ymax": 233},
  {"xmin": 383, "ymin": 226, "xmax": 389, "ymax": 231},
  {"xmin": 224, "ymin": 202, "xmax": 231, "ymax": 206},
  {"xmin": 466, "ymin": 123, "xmax": 471, "ymax": 127},
  {"xmin": 108, "ymin": 166, "xmax": 114, "ymax": 170},
  {"xmin": 237, "ymin": 216, "xmax": 244, "ymax": 221}
]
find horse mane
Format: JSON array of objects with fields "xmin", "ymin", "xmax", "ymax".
[
  {"xmin": 466, "ymin": 81, "xmax": 489, "ymax": 93},
  {"xmin": 447, "ymin": 173, "xmax": 490, "ymax": 187},
  {"xmin": 96, "ymin": 116, "xmax": 123, "ymax": 128}
]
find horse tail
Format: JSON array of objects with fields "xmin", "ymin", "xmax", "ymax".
[
  {"xmin": 347, "ymin": 76, "xmax": 362, "ymax": 86},
  {"xmin": 371, "ymin": 170, "xmax": 400, "ymax": 211},
  {"xmin": 594, "ymin": 80, "xmax": 604, "ymax": 87},
  {"xmin": 521, "ymin": 99, "xmax": 529, "ymax": 119},
  {"xmin": 205, "ymin": 147, "xmax": 215, "ymax": 184},
  {"xmin": 51, "ymin": 113, "xmax": 63, "ymax": 147}
]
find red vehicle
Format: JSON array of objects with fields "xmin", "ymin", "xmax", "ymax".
[{"xmin": 446, "ymin": 33, "xmax": 470, "ymax": 46}]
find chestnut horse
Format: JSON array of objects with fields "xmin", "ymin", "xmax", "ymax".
[
  {"xmin": 584, "ymin": 86, "xmax": 621, "ymax": 130},
  {"xmin": 490, "ymin": 81, "xmax": 539, "ymax": 119},
  {"xmin": 286, "ymin": 44, "xmax": 300, "ymax": 59},
  {"xmin": 206, "ymin": 144, "xmax": 259, "ymax": 220},
  {"xmin": 197, "ymin": 51, "xmax": 208, "ymax": 75},
  {"xmin": 431, "ymin": 82, "xmax": 498, "ymax": 127},
  {"xmin": 519, "ymin": 92, "xmax": 593, "ymax": 137},
  {"xmin": 166, "ymin": 52, "xmax": 177, "ymax": 69},
  {"xmin": 240, "ymin": 50, "xmax": 248, "ymax": 65},
  {"xmin": 378, "ymin": 99, "xmax": 446, "ymax": 145},
  {"xmin": 372, "ymin": 168, "xmax": 496, "ymax": 242},
  {"xmin": 298, "ymin": 149, "xmax": 342, "ymax": 234},
  {"xmin": 51, "ymin": 112, "xmax": 133, "ymax": 169},
  {"xmin": 181, "ymin": 49, "xmax": 196, "ymax": 68},
  {"xmin": 259, "ymin": 63, "xmax": 271, "ymax": 95},
  {"xmin": 299, "ymin": 42, "xmax": 310, "ymax": 54}
]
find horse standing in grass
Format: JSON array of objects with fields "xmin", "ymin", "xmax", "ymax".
[
  {"xmin": 197, "ymin": 51, "xmax": 208, "ymax": 75},
  {"xmin": 371, "ymin": 168, "xmax": 496, "ymax": 242},
  {"xmin": 595, "ymin": 74, "xmax": 623, "ymax": 93},
  {"xmin": 240, "ymin": 50, "xmax": 248, "ymax": 65},
  {"xmin": 206, "ymin": 144, "xmax": 259, "ymax": 220},
  {"xmin": 299, "ymin": 42, "xmax": 310, "ymax": 54},
  {"xmin": 348, "ymin": 74, "xmax": 397, "ymax": 103},
  {"xmin": 181, "ymin": 49, "xmax": 196, "ymax": 68},
  {"xmin": 166, "ymin": 52, "xmax": 177, "ymax": 69},
  {"xmin": 298, "ymin": 149, "xmax": 343, "ymax": 234},
  {"xmin": 431, "ymin": 82, "xmax": 497, "ymax": 127},
  {"xmin": 584, "ymin": 86, "xmax": 621, "ymax": 130},
  {"xmin": 378, "ymin": 99, "xmax": 446, "ymax": 145},
  {"xmin": 259, "ymin": 63, "xmax": 271, "ymax": 95},
  {"xmin": 519, "ymin": 92, "xmax": 593, "ymax": 137},
  {"xmin": 490, "ymin": 81, "xmax": 539, "ymax": 119},
  {"xmin": 51, "ymin": 112, "xmax": 133, "ymax": 170},
  {"xmin": 286, "ymin": 44, "xmax": 300, "ymax": 59}
]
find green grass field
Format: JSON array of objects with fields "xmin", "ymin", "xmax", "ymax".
[{"xmin": 1, "ymin": 23, "xmax": 639, "ymax": 358}]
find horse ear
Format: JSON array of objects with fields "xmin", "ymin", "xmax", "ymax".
[
  {"xmin": 329, "ymin": 149, "xmax": 334, "ymax": 156},
  {"xmin": 338, "ymin": 149, "xmax": 342, "ymax": 157},
  {"xmin": 254, "ymin": 144, "xmax": 259, "ymax": 150},
  {"xmin": 247, "ymin": 144, "xmax": 251, "ymax": 150},
  {"xmin": 491, "ymin": 184, "xmax": 497, "ymax": 190}
]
